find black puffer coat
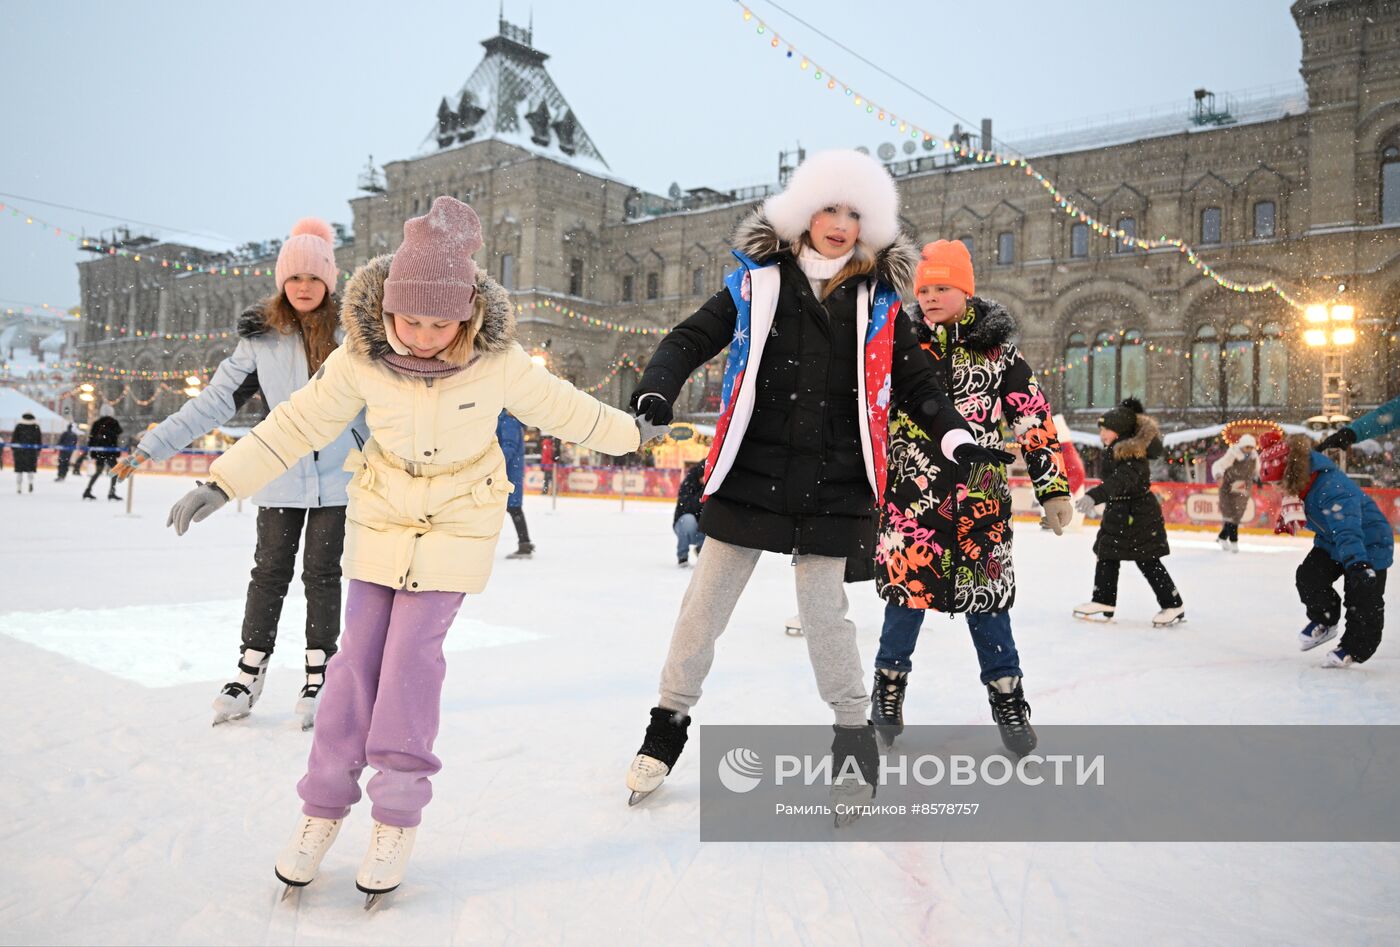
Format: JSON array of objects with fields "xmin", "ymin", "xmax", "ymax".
[
  {"xmin": 9, "ymin": 422, "xmax": 42, "ymax": 473},
  {"xmin": 634, "ymin": 216, "xmax": 966, "ymax": 562},
  {"xmin": 1085, "ymin": 414, "xmax": 1170, "ymax": 561},
  {"xmin": 674, "ymin": 463, "xmax": 705, "ymax": 524}
]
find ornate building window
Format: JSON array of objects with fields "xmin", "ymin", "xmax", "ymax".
[
  {"xmin": 1252, "ymin": 200, "xmax": 1276, "ymax": 239},
  {"xmin": 500, "ymin": 253, "xmax": 516, "ymax": 290},
  {"xmin": 997, "ymin": 231, "xmax": 1015, "ymax": 265},
  {"xmin": 1091, "ymin": 330, "xmax": 1117, "ymax": 407},
  {"xmin": 1064, "ymin": 332, "xmax": 1089, "ymax": 409},
  {"xmin": 568, "ymin": 258, "xmax": 583, "ymax": 296},
  {"xmin": 1382, "ymin": 145, "xmax": 1400, "ymax": 225},
  {"xmin": 692, "ymin": 266, "xmax": 706, "ymax": 296},
  {"xmin": 1192, "ymin": 322, "xmax": 1287, "ymax": 408},
  {"xmin": 1225, "ymin": 323, "xmax": 1254, "ymax": 407},
  {"xmin": 1113, "ymin": 217, "xmax": 1136, "ymax": 253},
  {"xmin": 1201, "ymin": 207, "xmax": 1222, "ymax": 245},
  {"xmin": 1191, "ymin": 325, "xmax": 1221, "ymax": 406},
  {"xmin": 1258, "ymin": 322, "xmax": 1288, "ymax": 406},
  {"xmin": 621, "ymin": 274, "xmax": 634, "ymax": 302},
  {"xmin": 1070, "ymin": 223, "xmax": 1089, "ymax": 258},
  {"xmin": 646, "ymin": 272, "xmax": 659, "ymax": 300},
  {"xmin": 1078, "ymin": 329, "xmax": 1146, "ymax": 408}
]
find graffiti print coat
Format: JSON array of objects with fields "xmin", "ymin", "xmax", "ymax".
[{"xmin": 875, "ymin": 298, "xmax": 1069, "ymax": 613}]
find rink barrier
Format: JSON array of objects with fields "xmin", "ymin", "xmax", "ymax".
[{"xmin": 10, "ymin": 447, "xmax": 1396, "ymax": 533}]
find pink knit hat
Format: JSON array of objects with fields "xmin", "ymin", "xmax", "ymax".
[
  {"xmin": 383, "ymin": 196, "xmax": 483, "ymax": 321},
  {"xmin": 275, "ymin": 218, "xmax": 339, "ymax": 293}
]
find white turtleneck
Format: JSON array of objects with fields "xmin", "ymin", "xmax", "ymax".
[{"xmin": 796, "ymin": 245, "xmax": 854, "ymax": 298}]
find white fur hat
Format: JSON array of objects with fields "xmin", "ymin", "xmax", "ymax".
[{"xmin": 761, "ymin": 149, "xmax": 901, "ymax": 250}]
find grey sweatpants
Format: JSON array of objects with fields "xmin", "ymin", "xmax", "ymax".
[{"xmin": 657, "ymin": 538, "xmax": 870, "ymax": 726}]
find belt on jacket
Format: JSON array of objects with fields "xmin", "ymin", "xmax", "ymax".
[{"xmin": 376, "ymin": 441, "xmax": 496, "ymax": 479}]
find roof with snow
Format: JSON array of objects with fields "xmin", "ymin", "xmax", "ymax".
[
  {"xmin": 0, "ymin": 387, "xmax": 67, "ymax": 434},
  {"xmin": 420, "ymin": 17, "xmax": 608, "ymax": 170}
]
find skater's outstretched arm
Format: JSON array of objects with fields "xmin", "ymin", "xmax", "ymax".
[
  {"xmin": 503, "ymin": 343, "xmax": 642, "ymax": 457},
  {"xmin": 115, "ymin": 340, "xmax": 262, "ymax": 480},
  {"xmin": 630, "ymin": 289, "xmax": 738, "ymax": 424},
  {"xmin": 204, "ymin": 346, "xmax": 366, "ymax": 503}
]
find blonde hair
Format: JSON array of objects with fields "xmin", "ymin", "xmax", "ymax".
[
  {"xmin": 799, "ymin": 235, "xmax": 876, "ymax": 300},
  {"xmin": 434, "ymin": 294, "xmax": 486, "ymax": 366}
]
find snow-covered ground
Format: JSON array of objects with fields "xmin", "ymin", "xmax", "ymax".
[{"xmin": 2, "ymin": 474, "xmax": 1397, "ymax": 945}]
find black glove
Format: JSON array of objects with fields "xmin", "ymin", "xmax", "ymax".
[
  {"xmin": 1316, "ymin": 427, "xmax": 1358, "ymax": 453},
  {"xmin": 630, "ymin": 390, "xmax": 673, "ymax": 426},
  {"xmin": 1345, "ymin": 562, "xmax": 1378, "ymax": 587},
  {"xmin": 953, "ymin": 442, "xmax": 1015, "ymax": 467}
]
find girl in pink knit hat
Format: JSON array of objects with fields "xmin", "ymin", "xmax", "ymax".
[
  {"xmin": 166, "ymin": 196, "xmax": 668, "ymax": 906},
  {"xmin": 119, "ymin": 217, "xmax": 363, "ymax": 729}
]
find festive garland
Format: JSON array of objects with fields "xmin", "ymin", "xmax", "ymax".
[
  {"xmin": 733, "ymin": 3, "xmax": 1311, "ymax": 310},
  {"xmin": 517, "ymin": 299, "xmax": 669, "ymax": 336},
  {"xmin": 77, "ymin": 361, "xmax": 215, "ymax": 379},
  {"xmin": 85, "ymin": 321, "xmax": 235, "ymax": 342},
  {"xmin": 578, "ymin": 353, "xmax": 643, "ymax": 393},
  {"xmin": 0, "ymin": 200, "xmax": 354, "ymax": 281}
]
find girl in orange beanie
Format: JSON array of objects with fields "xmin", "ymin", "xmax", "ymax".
[
  {"xmin": 871, "ymin": 239, "xmax": 1073, "ymax": 758},
  {"xmin": 117, "ymin": 217, "xmax": 363, "ymax": 729}
]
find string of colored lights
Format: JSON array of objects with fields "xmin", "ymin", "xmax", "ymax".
[
  {"xmin": 732, "ymin": 2, "xmax": 1310, "ymax": 310},
  {"xmin": 578, "ymin": 353, "xmax": 642, "ymax": 393},
  {"xmin": 77, "ymin": 361, "xmax": 216, "ymax": 380},
  {"xmin": 0, "ymin": 200, "xmax": 354, "ymax": 281},
  {"xmin": 517, "ymin": 299, "xmax": 669, "ymax": 336},
  {"xmin": 84, "ymin": 321, "xmax": 236, "ymax": 342},
  {"xmin": 3, "ymin": 301, "xmax": 74, "ymax": 318}
]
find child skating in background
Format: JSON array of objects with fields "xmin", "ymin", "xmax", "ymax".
[
  {"xmin": 1073, "ymin": 398, "xmax": 1186, "ymax": 627},
  {"xmin": 1259, "ymin": 432, "xmax": 1392, "ymax": 665},
  {"xmin": 168, "ymin": 197, "xmax": 661, "ymax": 905},
  {"xmin": 871, "ymin": 240, "xmax": 1073, "ymax": 757},
  {"xmin": 1211, "ymin": 432, "xmax": 1259, "ymax": 553},
  {"xmin": 116, "ymin": 217, "xmax": 363, "ymax": 727},
  {"xmin": 495, "ymin": 409, "xmax": 534, "ymax": 559}
]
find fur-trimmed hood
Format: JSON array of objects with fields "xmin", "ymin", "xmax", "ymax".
[
  {"xmin": 339, "ymin": 253, "xmax": 515, "ymax": 362},
  {"xmin": 1112, "ymin": 413, "xmax": 1163, "ymax": 461},
  {"xmin": 731, "ymin": 211, "xmax": 919, "ymax": 292},
  {"xmin": 911, "ymin": 295, "xmax": 1016, "ymax": 352},
  {"xmin": 762, "ymin": 149, "xmax": 902, "ymax": 249},
  {"xmin": 236, "ymin": 294, "xmax": 340, "ymax": 339}
]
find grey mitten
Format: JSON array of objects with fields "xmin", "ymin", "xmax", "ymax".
[
  {"xmin": 1041, "ymin": 496, "xmax": 1074, "ymax": 535},
  {"xmin": 635, "ymin": 416, "xmax": 672, "ymax": 446},
  {"xmin": 1074, "ymin": 494, "xmax": 1098, "ymax": 516},
  {"xmin": 167, "ymin": 481, "xmax": 229, "ymax": 535}
]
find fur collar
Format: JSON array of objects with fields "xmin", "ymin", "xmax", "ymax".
[
  {"xmin": 340, "ymin": 254, "xmax": 515, "ymax": 362},
  {"xmin": 731, "ymin": 211, "xmax": 918, "ymax": 292},
  {"xmin": 913, "ymin": 296, "xmax": 1017, "ymax": 351},
  {"xmin": 1112, "ymin": 413, "xmax": 1162, "ymax": 461}
]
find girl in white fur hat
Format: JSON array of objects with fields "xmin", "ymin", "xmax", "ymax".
[{"xmin": 623, "ymin": 150, "xmax": 1008, "ymax": 806}]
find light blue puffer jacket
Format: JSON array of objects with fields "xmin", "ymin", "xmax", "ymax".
[{"xmin": 137, "ymin": 301, "xmax": 367, "ymax": 508}]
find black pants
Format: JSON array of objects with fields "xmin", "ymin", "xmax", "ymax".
[
  {"xmin": 82, "ymin": 454, "xmax": 118, "ymax": 497},
  {"xmin": 1217, "ymin": 522, "xmax": 1239, "ymax": 543},
  {"xmin": 1295, "ymin": 547, "xmax": 1387, "ymax": 663},
  {"xmin": 507, "ymin": 505, "xmax": 531, "ymax": 544},
  {"xmin": 240, "ymin": 506, "xmax": 347, "ymax": 656},
  {"xmin": 1093, "ymin": 557, "xmax": 1182, "ymax": 609},
  {"xmin": 56, "ymin": 451, "xmax": 74, "ymax": 480}
]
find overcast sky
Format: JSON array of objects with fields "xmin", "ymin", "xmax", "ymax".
[{"xmin": 2, "ymin": 0, "xmax": 1301, "ymax": 311}]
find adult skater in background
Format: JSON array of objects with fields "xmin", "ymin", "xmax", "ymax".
[
  {"xmin": 496, "ymin": 410, "xmax": 533, "ymax": 559},
  {"xmin": 623, "ymin": 150, "xmax": 1006, "ymax": 808},
  {"xmin": 167, "ymin": 197, "xmax": 660, "ymax": 906},
  {"xmin": 1072, "ymin": 398, "xmax": 1186, "ymax": 627},
  {"xmin": 871, "ymin": 240, "xmax": 1072, "ymax": 757},
  {"xmin": 80, "ymin": 404, "xmax": 122, "ymax": 501},
  {"xmin": 673, "ymin": 460, "xmax": 705, "ymax": 566},
  {"xmin": 115, "ymin": 218, "xmax": 362, "ymax": 729},
  {"xmin": 1211, "ymin": 432, "xmax": 1259, "ymax": 552},
  {"xmin": 10, "ymin": 412, "xmax": 42, "ymax": 494},
  {"xmin": 54, "ymin": 423, "xmax": 78, "ymax": 481},
  {"xmin": 1260, "ymin": 432, "xmax": 1392, "ymax": 666}
]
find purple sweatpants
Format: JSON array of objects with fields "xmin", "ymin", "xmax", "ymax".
[{"xmin": 298, "ymin": 579, "xmax": 464, "ymax": 827}]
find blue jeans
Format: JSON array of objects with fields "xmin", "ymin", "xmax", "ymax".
[
  {"xmin": 674, "ymin": 514, "xmax": 705, "ymax": 558},
  {"xmin": 875, "ymin": 602, "xmax": 1022, "ymax": 684}
]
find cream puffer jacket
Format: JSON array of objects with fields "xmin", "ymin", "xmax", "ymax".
[{"xmin": 208, "ymin": 255, "xmax": 640, "ymax": 593}]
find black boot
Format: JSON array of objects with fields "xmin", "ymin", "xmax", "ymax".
[
  {"xmin": 627, "ymin": 706, "xmax": 691, "ymax": 804},
  {"xmin": 830, "ymin": 724, "xmax": 880, "ymax": 793},
  {"xmin": 986, "ymin": 676, "xmax": 1037, "ymax": 758},
  {"xmin": 869, "ymin": 669, "xmax": 907, "ymax": 745},
  {"xmin": 505, "ymin": 541, "xmax": 534, "ymax": 560}
]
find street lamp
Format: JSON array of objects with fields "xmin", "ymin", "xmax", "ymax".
[
  {"xmin": 1303, "ymin": 303, "xmax": 1357, "ymax": 430},
  {"xmin": 183, "ymin": 375, "xmax": 202, "ymax": 398}
]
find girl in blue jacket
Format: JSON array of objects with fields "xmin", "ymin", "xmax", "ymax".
[
  {"xmin": 1260, "ymin": 433, "xmax": 1393, "ymax": 666},
  {"xmin": 117, "ymin": 218, "xmax": 366, "ymax": 725}
]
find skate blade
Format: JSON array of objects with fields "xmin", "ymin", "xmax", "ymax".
[
  {"xmin": 359, "ymin": 888, "xmax": 396, "ymax": 912},
  {"xmin": 1072, "ymin": 612, "xmax": 1115, "ymax": 623},
  {"xmin": 784, "ymin": 626, "xmax": 805, "ymax": 637},
  {"xmin": 280, "ymin": 883, "xmax": 301, "ymax": 903},
  {"xmin": 627, "ymin": 789, "xmax": 656, "ymax": 807},
  {"xmin": 300, "ymin": 714, "xmax": 316, "ymax": 732},
  {"xmin": 212, "ymin": 711, "xmax": 250, "ymax": 727},
  {"xmin": 1152, "ymin": 616, "xmax": 1187, "ymax": 628}
]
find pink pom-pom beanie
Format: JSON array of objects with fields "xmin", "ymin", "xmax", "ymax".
[
  {"xmin": 275, "ymin": 217, "xmax": 339, "ymax": 293},
  {"xmin": 383, "ymin": 196, "xmax": 484, "ymax": 321}
]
